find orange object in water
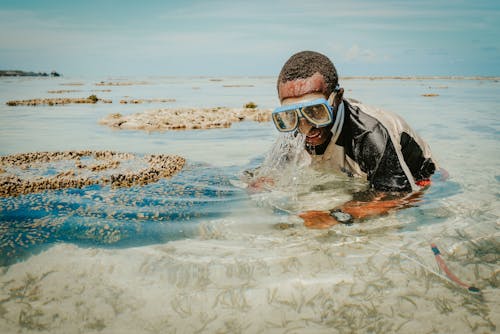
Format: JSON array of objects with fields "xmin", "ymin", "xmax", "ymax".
[
  {"xmin": 416, "ymin": 179, "xmax": 432, "ymax": 187},
  {"xmin": 430, "ymin": 243, "xmax": 480, "ymax": 293}
]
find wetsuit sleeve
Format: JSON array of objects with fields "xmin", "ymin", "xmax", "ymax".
[
  {"xmin": 400, "ymin": 132, "xmax": 436, "ymax": 182},
  {"xmin": 355, "ymin": 123, "xmax": 413, "ymax": 192}
]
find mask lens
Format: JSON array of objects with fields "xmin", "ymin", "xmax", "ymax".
[
  {"xmin": 272, "ymin": 109, "xmax": 298, "ymax": 132},
  {"xmin": 302, "ymin": 103, "xmax": 332, "ymax": 126}
]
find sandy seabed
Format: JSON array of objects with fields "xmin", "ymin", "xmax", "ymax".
[{"xmin": 0, "ymin": 220, "xmax": 498, "ymax": 334}]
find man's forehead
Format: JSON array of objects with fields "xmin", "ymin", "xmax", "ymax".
[{"xmin": 278, "ymin": 72, "xmax": 327, "ymax": 101}]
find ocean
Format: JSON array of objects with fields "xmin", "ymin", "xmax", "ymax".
[{"xmin": 0, "ymin": 75, "xmax": 498, "ymax": 333}]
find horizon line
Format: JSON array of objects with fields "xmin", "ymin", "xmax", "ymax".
[{"xmin": 1, "ymin": 71, "xmax": 499, "ymax": 81}]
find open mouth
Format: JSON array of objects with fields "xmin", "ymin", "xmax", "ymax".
[
  {"xmin": 307, "ymin": 132, "xmax": 320, "ymax": 139},
  {"xmin": 306, "ymin": 129, "xmax": 321, "ymax": 141}
]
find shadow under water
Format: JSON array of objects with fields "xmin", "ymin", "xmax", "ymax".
[{"xmin": 0, "ymin": 163, "xmax": 248, "ymax": 266}]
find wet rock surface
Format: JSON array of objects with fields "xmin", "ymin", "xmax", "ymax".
[
  {"xmin": 0, "ymin": 70, "xmax": 60, "ymax": 77},
  {"xmin": 6, "ymin": 96, "xmax": 112, "ymax": 106},
  {"xmin": 119, "ymin": 98, "xmax": 176, "ymax": 104},
  {"xmin": 95, "ymin": 81, "xmax": 149, "ymax": 86},
  {"xmin": 6, "ymin": 95, "xmax": 176, "ymax": 106},
  {"xmin": 99, "ymin": 107, "xmax": 272, "ymax": 131},
  {"xmin": 47, "ymin": 89, "xmax": 82, "ymax": 94},
  {"xmin": 0, "ymin": 160, "xmax": 235, "ymax": 265},
  {"xmin": 0, "ymin": 151, "xmax": 185, "ymax": 197}
]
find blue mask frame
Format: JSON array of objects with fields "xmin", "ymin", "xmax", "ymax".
[{"xmin": 272, "ymin": 98, "xmax": 334, "ymax": 132}]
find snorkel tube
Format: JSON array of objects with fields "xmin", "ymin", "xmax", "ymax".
[
  {"xmin": 330, "ymin": 100, "xmax": 344, "ymax": 144},
  {"xmin": 328, "ymin": 84, "xmax": 345, "ymax": 144}
]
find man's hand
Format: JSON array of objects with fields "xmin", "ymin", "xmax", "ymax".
[
  {"xmin": 340, "ymin": 191, "xmax": 424, "ymax": 219},
  {"xmin": 247, "ymin": 177, "xmax": 274, "ymax": 193},
  {"xmin": 340, "ymin": 198, "xmax": 401, "ymax": 219},
  {"xmin": 298, "ymin": 210, "xmax": 340, "ymax": 229}
]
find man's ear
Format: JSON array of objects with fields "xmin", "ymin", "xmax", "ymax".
[{"xmin": 328, "ymin": 88, "xmax": 344, "ymax": 108}]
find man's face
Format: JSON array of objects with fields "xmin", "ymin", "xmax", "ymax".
[{"xmin": 278, "ymin": 73, "xmax": 333, "ymax": 147}]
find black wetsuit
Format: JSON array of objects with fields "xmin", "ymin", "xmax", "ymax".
[{"xmin": 310, "ymin": 98, "xmax": 436, "ymax": 192}]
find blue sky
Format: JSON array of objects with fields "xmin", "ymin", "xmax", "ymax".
[{"xmin": 0, "ymin": 0, "xmax": 499, "ymax": 76}]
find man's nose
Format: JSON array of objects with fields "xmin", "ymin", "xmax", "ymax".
[{"xmin": 298, "ymin": 118, "xmax": 313, "ymax": 134}]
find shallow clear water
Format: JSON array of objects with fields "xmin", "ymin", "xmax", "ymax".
[{"xmin": 0, "ymin": 76, "xmax": 498, "ymax": 333}]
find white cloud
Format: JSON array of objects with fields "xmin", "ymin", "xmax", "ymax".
[
  {"xmin": 158, "ymin": 0, "xmax": 499, "ymax": 24},
  {"xmin": 0, "ymin": 1, "xmax": 497, "ymax": 75},
  {"xmin": 345, "ymin": 44, "xmax": 377, "ymax": 62}
]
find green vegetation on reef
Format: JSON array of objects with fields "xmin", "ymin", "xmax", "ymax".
[
  {"xmin": 244, "ymin": 101, "xmax": 258, "ymax": 108},
  {"xmin": 88, "ymin": 94, "xmax": 99, "ymax": 103}
]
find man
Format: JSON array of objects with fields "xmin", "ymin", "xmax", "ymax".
[{"xmin": 270, "ymin": 51, "xmax": 436, "ymax": 228}]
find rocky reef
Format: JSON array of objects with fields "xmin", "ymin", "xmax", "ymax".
[
  {"xmin": 0, "ymin": 150, "xmax": 186, "ymax": 197},
  {"xmin": 99, "ymin": 107, "xmax": 271, "ymax": 131},
  {"xmin": 119, "ymin": 98, "xmax": 176, "ymax": 104},
  {"xmin": 6, "ymin": 95, "xmax": 111, "ymax": 106},
  {"xmin": 47, "ymin": 89, "xmax": 82, "ymax": 94},
  {"xmin": 5, "ymin": 96, "xmax": 178, "ymax": 106},
  {"xmin": 95, "ymin": 81, "xmax": 149, "ymax": 86},
  {"xmin": 0, "ymin": 70, "xmax": 61, "ymax": 77}
]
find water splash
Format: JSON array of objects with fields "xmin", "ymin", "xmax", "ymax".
[
  {"xmin": 244, "ymin": 133, "xmax": 363, "ymax": 214},
  {"xmin": 252, "ymin": 132, "xmax": 310, "ymax": 189}
]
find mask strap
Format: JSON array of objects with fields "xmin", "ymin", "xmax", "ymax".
[
  {"xmin": 330, "ymin": 101, "xmax": 344, "ymax": 145},
  {"xmin": 326, "ymin": 84, "xmax": 344, "ymax": 143},
  {"xmin": 327, "ymin": 84, "xmax": 341, "ymax": 106}
]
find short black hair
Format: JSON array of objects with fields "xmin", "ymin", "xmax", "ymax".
[{"xmin": 277, "ymin": 51, "xmax": 338, "ymax": 96}]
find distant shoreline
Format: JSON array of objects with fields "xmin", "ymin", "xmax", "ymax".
[
  {"xmin": 0, "ymin": 72, "xmax": 498, "ymax": 81},
  {"xmin": 0, "ymin": 70, "xmax": 61, "ymax": 77},
  {"xmin": 140, "ymin": 75, "xmax": 500, "ymax": 80},
  {"xmin": 341, "ymin": 75, "xmax": 500, "ymax": 81}
]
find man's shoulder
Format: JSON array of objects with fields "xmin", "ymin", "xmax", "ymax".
[
  {"xmin": 343, "ymin": 98, "xmax": 388, "ymax": 136},
  {"xmin": 344, "ymin": 97, "xmax": 412, "ymax": 137},
  {"xmin": 345, "ymin": 98, "xmax": 402, "ymax": 121}
]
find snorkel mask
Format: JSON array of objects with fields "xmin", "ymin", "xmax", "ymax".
[
  {"xmin": 271, "ymin": 98, "xmax": 334, "ymax": 133},
  {"xmin": 272, "ymin": 85, "xmax": 345, "ymax": 148}
]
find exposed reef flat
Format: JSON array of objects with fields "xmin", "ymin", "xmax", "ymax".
[
  {"xmin": 47, "ymin": 89, "xmax": 82, "ymax": 94},
  {"xmin": 99, "ymin": 107, "xmax": 272, "ymax": 131},
  {"xmin": 5, "ymin": 96, "xmax": 176, "ymax": 106},
  {"xmin": 6, "ymin": 95, "xmax": 111, "ymax": 106},
  {"xmin": 0, "ymin": 70, "xmax": 60, "ymax": 77},
  {"xmin": 222, "ymin": 84, "xmax": 255, "ymax": 87},
  {"xmin": 0, "ymin": 150, "xmax": 185, "ymax": 197},
  {"xmin": 95, "ymin": 81, "xmax": 149, "ymax": 86},
  {"xmin": 119, "ymin": 98, "xmax": 176, "ymax": 104},
  {"xmin": 59, "ymin": 82, "xmax": 84, "ymax": 86}
]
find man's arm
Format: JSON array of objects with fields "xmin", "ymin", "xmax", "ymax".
[
  {"xmin": 299, "ymin": 189, "xmax": 425, "ymax": 229},
  {"xmin": 299, "ymin": 130, "xmax": 433, "ymax": 228}
]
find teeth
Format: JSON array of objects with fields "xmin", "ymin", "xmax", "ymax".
[{"xmin": 307, "ymin": 132, "xmax": 320, "ymax": 138}]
